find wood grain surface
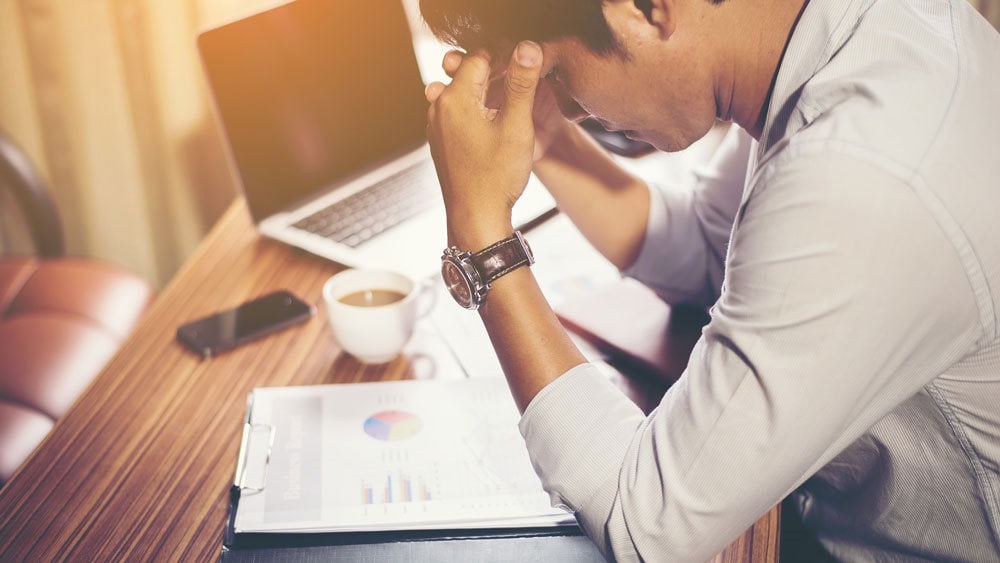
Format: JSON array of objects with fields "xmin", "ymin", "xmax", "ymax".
[{"xmin": 0, "ymin": 200, "xmax": 779, "ymax": 562}]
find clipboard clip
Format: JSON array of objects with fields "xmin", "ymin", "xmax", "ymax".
[{"xmin": 234, "ymin": 421, "xmax": 275, "ymax": 494}]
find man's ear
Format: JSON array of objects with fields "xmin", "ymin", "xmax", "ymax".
[
  {"xmin": 635, "ymin": 0, "xmax": 654, "ymax": 20},
  {"xmin": 634, "ymin": 0, "xmax": 675, "ymax": 39}
]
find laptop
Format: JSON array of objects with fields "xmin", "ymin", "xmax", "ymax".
[{"xmin": 197, "ymin": 0, "xmax": 555, "ymax": 279}]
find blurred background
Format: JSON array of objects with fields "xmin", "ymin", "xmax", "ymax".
[
  {"xmin": 0, "ymin": 0, "xmax": 445, "ymax": 289},
  {"xmin": 1, "ymin": 0, "xmax": 997, "ymax": 289}
]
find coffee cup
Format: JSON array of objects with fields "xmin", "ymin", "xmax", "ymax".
[{"xmin": 321, "ymin": 269, "xmax": 434, "ymax": 363}]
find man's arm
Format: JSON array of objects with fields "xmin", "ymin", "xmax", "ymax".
[
  {"xmin": 534, "ymin": 118, "xmax": 753, "ymax": 306},
  {"xmin": 521, "ymin": 149, "xmax": 982, "ymax": 560},
  {"xmin": 532, "ymin": 120, "xmax": 652, "ymax": 270},
  {"xmin": 623, "ymin": 124, "xmax": 752, "ymax": 306},
  {"xmin": 425, "ymin": 43, "xmax": 588, "ymax": 412}
]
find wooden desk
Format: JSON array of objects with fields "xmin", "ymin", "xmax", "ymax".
[{"xmin": 0, "ymin": 200, "xmax": 779, "ymax": 561}]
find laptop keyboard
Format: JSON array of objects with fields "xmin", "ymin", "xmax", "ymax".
[{"xmin": 291, "ymin": 160, "xmax": 439, "ymax": 248}]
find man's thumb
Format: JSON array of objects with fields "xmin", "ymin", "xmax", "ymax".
[{"xmin": 502, "ymin": 41, "xmax": 542, "ymax": 124}]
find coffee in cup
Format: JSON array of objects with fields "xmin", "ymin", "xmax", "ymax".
[{"xmin": 337, "ymin": 289, "xmax": 407, "ymax": 307}]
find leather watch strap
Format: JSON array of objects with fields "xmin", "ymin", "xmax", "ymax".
[{"xmin": 472, "ymin": 232, "xmax": 533, "ymax": 285}]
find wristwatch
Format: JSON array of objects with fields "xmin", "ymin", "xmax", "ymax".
[{"xmin": 441, "ymin": 231, "xmax": 534, "ymax": 310}]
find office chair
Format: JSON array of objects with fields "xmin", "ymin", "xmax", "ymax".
[{"xmin": 0, "ymin": 129, "xmax": 154, "ymax": 485}]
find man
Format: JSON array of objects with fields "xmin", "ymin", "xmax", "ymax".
[{"xmin": 421, "ymin": 0, "xmax": 1000, "ymax": 560}]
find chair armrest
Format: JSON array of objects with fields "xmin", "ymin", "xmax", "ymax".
[{"xmin": 0, "ymin": 130, "xmax": 64, "ymax": 257}]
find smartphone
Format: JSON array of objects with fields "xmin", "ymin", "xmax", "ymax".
[
  {"xmin": 176, "ymin": 290, "xmax": 315, "ymax": 358},
  {"xmin": 580, "ymin": 117, "xmax": 656, "ymax": 158}
]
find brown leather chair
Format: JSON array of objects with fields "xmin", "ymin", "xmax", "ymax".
[{"xmin": 0, "ymin": 130, "xmax": 154, "ymax": 485}]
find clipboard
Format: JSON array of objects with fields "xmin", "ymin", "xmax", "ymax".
[
  {"xmin": 222, "ymin": 487, "xmax": 604, "ymax": 562},
  {"xmin": 221, "ymin": 382, "xmax": 606, "ymax": 562}
]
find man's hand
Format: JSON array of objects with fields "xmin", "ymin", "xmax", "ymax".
[
  {"xmin": 528, "ymin": 79, "xmax": 574, "ymax": 162},
  {"xmin": 425, "ymin": 41, "xmax": 543, "ymax": 250},
  {"xmin": 439, "ymin": 48, "xmax": 571, "ymax": 164}
]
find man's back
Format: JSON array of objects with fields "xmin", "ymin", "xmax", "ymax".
[{"xmin": 759, "ymin": 0, "xmax": 1000, "ymax": 558}]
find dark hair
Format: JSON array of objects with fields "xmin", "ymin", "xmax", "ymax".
[{"xmin": 419, "ymin": 0, "xmax": 623, "ymax": 55}]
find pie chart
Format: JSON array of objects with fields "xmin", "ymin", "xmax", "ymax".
[{"xmin": 363, "ymin": 410, "xmax": 422, "ymax": 441}]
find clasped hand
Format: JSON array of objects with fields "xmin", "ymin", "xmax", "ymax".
[{"xmin": 425, "ymin": 42, "xmax": 544, "ymax": 249}]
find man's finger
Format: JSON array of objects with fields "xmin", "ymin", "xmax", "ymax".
[
  {"xmin": 441, "ymin": 50, "xmax": 462, "ymax": 78},
  {"xmin": 450, "ymin": 50, "xmax": 492, "ymax": 102},
  {"xmin": 502, "ymin": 41, "xmax": 543, "ymax": 127},
  {"xmin": 425, "ymin": 81, "xmax": 446, "ymax": 103}
]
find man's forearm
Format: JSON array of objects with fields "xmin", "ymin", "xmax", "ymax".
[
  {"xmin": 425, "ymin": 43, "xmax": 594, "ymax": 411},
  {"xmin": 533, "ymin": 123, "xmax": 651, "ymax": 270},
  {"xmin": 478, "ymin": 267, "xmax": 588, "ymax": 413}
]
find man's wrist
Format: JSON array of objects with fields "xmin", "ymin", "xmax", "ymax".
[
  {"xmin": 441, "ymin": 229, "xmax": 534, "ymax": 311},
  {"xmin": 535, "ymin": 120, "xmax": 584, "ymax": 166},
  {"xmin": 447, "ymin": 219, "xmax": 515, "ymax": 253}
]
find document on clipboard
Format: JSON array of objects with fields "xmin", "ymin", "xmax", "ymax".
[{"xmin": 231, "ymin": 378, "xmax": 574, "ymax": 535}]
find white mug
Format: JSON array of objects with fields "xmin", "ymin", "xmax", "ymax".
[{"xmin": 321, "ymin": 269, "xmax": 434, "ymax": 363}]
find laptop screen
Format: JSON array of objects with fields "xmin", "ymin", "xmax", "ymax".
[{"xmin": 198, "ymin": 0, "xmax": 429, "ymax": 222}]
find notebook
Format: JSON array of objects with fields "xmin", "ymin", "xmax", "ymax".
[{"xmin": 197, "ymin": 0, "xmax": 555, "ymax": 279}]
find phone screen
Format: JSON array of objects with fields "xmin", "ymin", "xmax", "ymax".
[{"xmin": 176, "ymin": 290, "xmax": 314, "ymax": 357}]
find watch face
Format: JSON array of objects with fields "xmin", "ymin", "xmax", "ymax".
[{"xmin": 442, "ymin": 258, "xmax": 474, "ymax": 309}]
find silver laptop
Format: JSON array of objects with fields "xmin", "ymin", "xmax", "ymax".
[{"xmin": 197, "ymin": 0, "xmax": 554, "ymax": 279}]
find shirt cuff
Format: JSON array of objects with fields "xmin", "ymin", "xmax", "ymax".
[
  {"xmin": 518, "ymin": 364, "xmax": 645, "ymax": 531},
  {"xmin": 622, "ymin": 182, "xmax": 670, "ymax": 284}
]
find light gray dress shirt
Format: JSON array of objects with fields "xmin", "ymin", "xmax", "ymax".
[{"xmin": 518, "ymin": 0, "xmax": 1000, "ymax": 560}]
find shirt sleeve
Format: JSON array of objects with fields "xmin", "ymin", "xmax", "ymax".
[
  {"xmin": 624, "ymin": 124, "xmax": 753, "ymax": 307},
  {"xmin": 519, "ymin": 148, "xmax": 982, "ymax": 561}
]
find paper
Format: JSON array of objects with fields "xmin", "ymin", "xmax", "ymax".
[
  {"xmin": 234, "ymin": 379, "xmax": 574, "ymax": 534},
  {"xmin": 529, "ymin": 214, "xmax": 622, "ymax": 309}
]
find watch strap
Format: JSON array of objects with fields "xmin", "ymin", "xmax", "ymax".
[{"xmin": 472, "ymin": 231, "xmax": 533, "ymax": 286}]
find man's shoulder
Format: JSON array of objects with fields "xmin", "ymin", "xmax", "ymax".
[
  {"xmin": 790, "ymin": 2, "xmax": 956, "ymax": 170},
  {"xmin": 773, "ymin": 0, "xmax": 999, "ymax": 179}
]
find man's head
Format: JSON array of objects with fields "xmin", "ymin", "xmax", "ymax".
[
  {"xmin": 419, "ymin": 0, "xmax": 732, "ymax": 151},
  {"xmin": 420, "ymin": 0, "xmax": 795, "ymax": 151}
]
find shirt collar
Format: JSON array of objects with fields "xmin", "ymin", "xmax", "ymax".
[{"xmin": 757, "ymin": 0, "xmax": 877, "ymax": 158}]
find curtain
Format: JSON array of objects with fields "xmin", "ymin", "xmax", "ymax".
[{"xmin": 0, "ymin": 0, "xmax": 290, "ymax": 287}]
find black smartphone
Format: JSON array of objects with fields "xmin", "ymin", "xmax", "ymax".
[
  {"xmin": 176, "ymin": 290, "xmax": 314, "ymax": 358},
  {"xmin": 580, "ymin": 117, "xmax": 656, "ymax": 158}
]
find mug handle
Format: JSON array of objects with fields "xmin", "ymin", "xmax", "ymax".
[{"xmin": 416, "ymin": 278, "xmax": 438, "ymax": 318}]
